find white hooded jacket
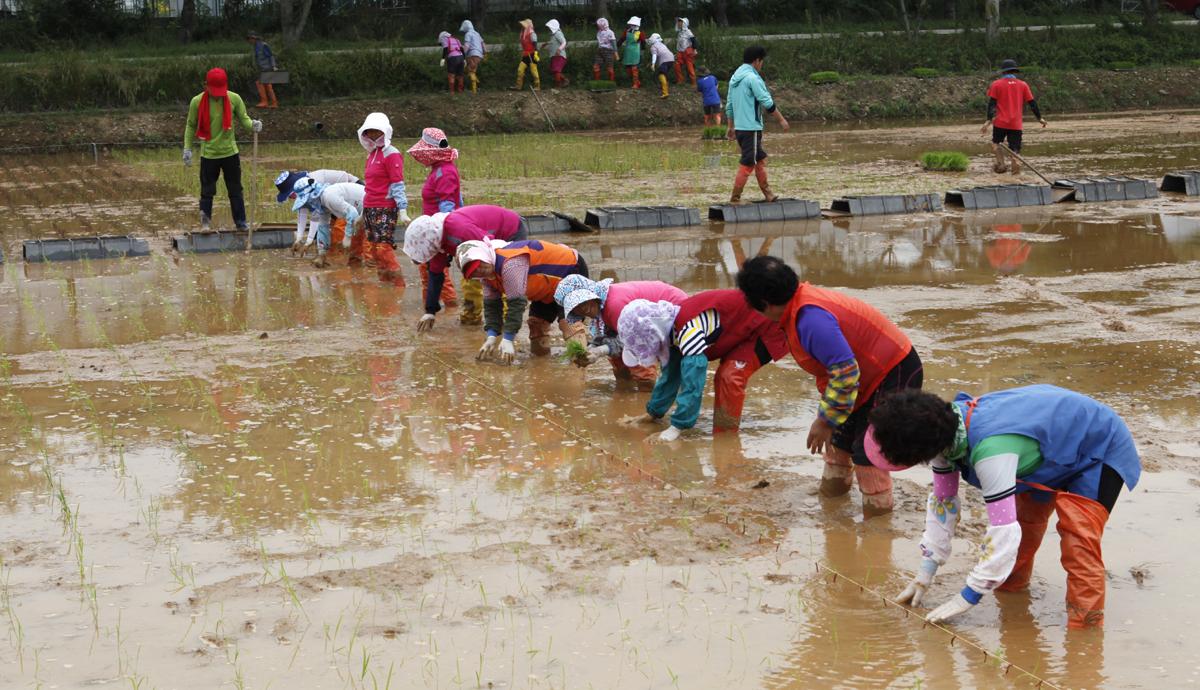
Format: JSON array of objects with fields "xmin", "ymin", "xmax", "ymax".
[
  {"xmin": 545, "ymin": 19, "xmax": 567, "ymax": 58},
  {"xmin": 357, "ymin": 112, "xmax": 407, "ymax": 210}
]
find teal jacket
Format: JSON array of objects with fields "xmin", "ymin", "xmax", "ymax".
[{"xmin": 724, "ymin": 63, "xmax": 776, "ymax": 132}]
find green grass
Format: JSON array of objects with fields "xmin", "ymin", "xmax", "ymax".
[
  {"xmin": 702, "ymin": 126, "xmax": 728, "ymax": 140},
  {"xmin": 910, "ymin": 68, "xmax": 940, "ymax": 78},
  {"xmin": 1108, "ymin": 61, "xmax": 1137, "ymax": 70},
  {"xmin": 809, "ymin": 71, "xmax": 840, "ymax": 84},
  {"xmin": 919, "ymin": 151, "xmax": 970, "ymax": 171},
  {"xmin": 1188, "ymin": 60, "xmax": 1200, "ymax": 69},
  {"xmin": 587, "ymin": 80, "xmax": 617, "ymax": 91},
  {"xmin": 1018, "ymin": 66, "xmax": 1046, "ymax": 75}
]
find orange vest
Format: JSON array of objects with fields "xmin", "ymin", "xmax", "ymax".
[
  {"xmin": 781, "ymin": 282, "xmax": 911, "ymax": 406},
  {"xmin": 486, "ymin": 240, "xmax": 578, "ymax": 303}
]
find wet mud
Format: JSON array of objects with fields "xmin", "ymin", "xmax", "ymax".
[{"xmin": 1, "ymin": 112, "xmax": 1199, "ymax": 688}]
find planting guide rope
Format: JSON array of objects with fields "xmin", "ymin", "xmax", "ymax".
[{"xmin": 306, "ymin": 281, "xmax": 1064, "ymax": 690}]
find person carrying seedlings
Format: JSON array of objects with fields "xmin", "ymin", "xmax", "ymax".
[
  {"xmin": 455, "ymin": 238, "xmax": 589, "ymax": 363},
  {"xmin": 274, "ymin": 169, "xmax": 360, "ymax": 255},
  {"xmin": 358, "ymin": 112, "xmax": 409, "ymax": 287},
  {"xmin": 438, "ymin": 31, "xmax": 466, "ymax": 94},
  {"xmin": 553, "ymin": 274, "xmax": 687, "ymax": 384},
  {"xmin": 402, "ymin": 205, "xmax": 529, "ymax": 333},
  {"xmin": 981, "ymin": 59, "xmax": 1047, "ymax": 175},
  {"xmin": 593, "ymin": 18, "xmax": 617, "ymax": 83},
  {"xmin": 725, "ymin": 46, "xmax": 789, "ymax": 205},
  {"xmin": 542, "ymin": 19, "xmax": 569, "ymax": 90},
  {"xmin": 696, "ymin": 66, "xmax": 723, "ymax": 127},
  {"xmin": 616, "ymin": 17, "xmax": 646, "ymax": 89},
  {"xmin": 621, "ymin": 288, "xmax": 789, "ymax": 443},
  {"xmin": 673, "ymin": 18, "xmax": 697, "ymax": 86},
  {"xmin": 510, "ymin": 19, "xmax": 540, "ymax": 91},
  {"xmin": 735, "ymin": 255, "xmax": 922, "ymax": 519},
  {"xmin": 289, "ymin": 178, "xmax": 366, "ymax": 268},
  {"xmin": 407, "ymin": 127, "xmax": 464, "ymax": 322},
  {"xmin": 646, "ymin": 34, "xmax": 674, "ymax": 100},
  {"xmin": 183, "ymin": 68, "xmax": 262, "ymax": 234},
  {"xmin": 459, "ymin": 20, "xmax": 488, "ymax": 93},
  {"xmin": 865, "ymin": 385, "xmax": 1141, "ymax": 629},
  {"xmin": 247, "ymin": 32, "xmax": 278, "ymax": 109}
]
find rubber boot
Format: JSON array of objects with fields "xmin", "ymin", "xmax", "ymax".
[
  {"xmin": 530, "ymin": 64, "xmax": 540, "ymax": 91},
  {"xmin": 265, "ymin": 84, "xmax": 278, "ymax": 108},
  {"xmin": 659, "ymin": 74, "xmax": 669, "ymax": 99},
  {"xmin": 554, "ymin": 73, "xmax": 563, "ymax": 90},
  {"xmin": 456, "ymin": 76, "xmax": 464, "ymax": 93},
  {"xmin": 448, "ymin": 74, "xmax": 457, "ymax": 93},
  {"xmin": 560, "ymin": 75, "xmax": 570, "ymax": 88},
  {"xmin": 311, "ymin": 251, "xmax": 329, "ymax": 269},
  {"xmin": 998, "ymin": 492, "xmax": 1056, "ymax": 592},
  {"xmin": 461, "ymin": 279, "xmax": 484, "ymax": 324},
  {"xmin": 1011, "ymin": 158, "xmax": 1022, "ymax": 176},
  {"xmin": 469, "ymin": 73, "xmax": 478, "ymax": 93},
  {"xmin": 1055, "ymin": 493, "xmax": 1110, "ymax": 629},
  {"xmin": 819, "ymin": 449, "xmax": 854, "ymax": 498},
  {"xmin": 255, "ymin": 82, "xmax": 269, "ymax": 107},
  {"xmin": 199, "ymin": 212, "xmax": 213, "ymax": 234},
  {"xmin": 230, "ymin": 195, "xmax": 248, "ymax": 230},
  {"xmin": 675, "ymin": 60, "xmax": 684, "ymax": 84},
  {"xmin": 704, "ymin": 114, "xmax": 711, "ymax": 127},
  {"xmin": 755, "ymin": 161, "xmax": 779, "ymax": 202},
  {"xmin": 527, "ymin": 316, "xmax": 555, "ymax": 356},
  {"xmin": 373, "ymin": 244, "xmax": 406, "ymax": 286},
  {"xmin": 856, "ymin": 464, "xmax": 895, "ymax": 519},
  {"xmin": 632, "ymin": 66, "xmax": 640, "ymax": 89},
  {"xmin": 715, "ymin": 113, "xmax": 723, "ymax": 126},
  {"xmin": 510, "ymin": 63, "xmax": 526, "ymax": 90},
  {"xmin": 713, "ymin": 357, "xmax": 760, "ymax": 432},
  {"xmin": 687, "ymin": 62, "xmax": 697, "ymax": 86},
  {"xmin": 349, "ymin": 231, "xmax": 367, "ymax": 265},
  {"xmin": 992, "ymin": 145, "xmax": 1008, "ymax": 174},
  {"xmin": 607, "ymin": 67, "xmax": 615, "ymax": 82},
  {"xmin": 593, "ymin": 65, "xmax": 601, "ymax": 80},
  {"xmin": 730, "ymin": 165, "xmax": 753, "ymax": 205}
]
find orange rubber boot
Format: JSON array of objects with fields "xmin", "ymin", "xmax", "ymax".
[
  {"xmin": 632, "ymin": 66, "xmax": 640, "ymax": 88},
  {"xmin": 255, "ymin": 82, "xmax": 269, "ymax": 107},
  {"xmin": 448, "ymin": 74, "xmax": 456, "ymax": 93},
  {"xmin": 607, "ymin": 67, "xmax": 615, "ymax": 82},
  {"xmin": 349, "ymin": 231, "xmax": 368, "ymax": 264},
  {"xmin": 754, "ymin": 160, "xmax": 778, "ymax": 202},
  {"xmin": 456, "ymin": 76, "xmax": 464, "ymax": 93},
  {"xmin": 1055, "ymin": 493, "xmax": 1111, "ymax": 629},
  {"xmin": 713, "ymin": 357, "xmax": 760, "ymax": 432},
  {"xmin": 998, "ymin": 492, "xmax": 1057, "ymax": 592},
  {"xmin": 593, "ymin": 65, "xmax": 601, "ymax": 80},
  {"xmin": 855, "ymin": 464, "xmax": 894, "ymax": 518},
  {"xmin": 373, "ymin": 245, "xmax": 405, "ymax": 286},
  {"xmin": 329, "ymin": 218, "xmax": 346, "ymax": 256}
]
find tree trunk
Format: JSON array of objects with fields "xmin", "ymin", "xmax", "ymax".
[
  {"xmin": 471, "ymin": 0, "xmax": 487, "ymax": 33},
  {"xmin": 712, "ymin": 0, "xmax": 729, "ymax": 27},
  {"xmin": 943, "ymin": 0, "xmax": 955, "ymax": 20},
  {"xmin": 281, "ymin": 0, "xmax": 314, "ymax": 46},
  {"xmin": 179, "ymin": 0, "xmax": 195, "ymax": 44},
  {"xmin": 1144, "ymin": 0, "xmax": 1160, "ymax": 27},
  {"xmin": 592, "ymin": 0, "xmax": 607, "ymax": 26},
  {"xmin": 985, "ymin": 0, "xmax": 999, "ymax": 44}
]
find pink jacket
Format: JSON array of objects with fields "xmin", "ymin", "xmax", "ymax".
[
  {"xmin": 604, "ymin": 281, "xmax": 688, "ymax": 329},
  {"xmin": 364, "ymin": 145, "xmax": 404, "ymax": 208},
  {"xmin": 421, "ymin": 161, "xmax": 462, "ymax": 216},
  {"xmin": 430, "ymin": 205, "xmax": 524, "ymax": 274}
]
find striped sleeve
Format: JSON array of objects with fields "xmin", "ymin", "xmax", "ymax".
[{"xmin": 673, "ymin": 309, "xmax": 720, "ymax": 357}]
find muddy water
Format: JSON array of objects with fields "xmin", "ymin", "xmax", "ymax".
[{"xmin": 3, "ymin": 114, "xmax": 1200, "ymax": 689}]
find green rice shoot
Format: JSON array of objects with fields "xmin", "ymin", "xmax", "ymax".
[
  {"xmin": 702, "ymin": 126, "xmax": 728, "ymax": 140},
  {"xmin": 809, "ymin": 71, "xmax": 840, "ymax": 84},
  {"xmin": 910, "ymin": 68, "xmax": 939, "ymax": 78},
  {"xmin": 561, "ymin": 338, "xmax": 589, "ymax": 365},
  {"xmin": 919, "ymin": 151, "xmax": 970, "ymax": 172}
]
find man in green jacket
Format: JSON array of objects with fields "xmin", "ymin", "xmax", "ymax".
[
  {"xmin": 725, "ymin": 46, "xmax": 789, "ymax": 205},
  {"xmin": 183, "ymin": 68, "xmax": 262, "ymax": 233}
]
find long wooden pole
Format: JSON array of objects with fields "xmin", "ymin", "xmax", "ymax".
[
  {"xmin": 998, "ymin": 143, "xmax": 1055, "ymax": 188},
  {"xmin": 247, "ymin": 129, "xmax": 258, "ymax": 251}
]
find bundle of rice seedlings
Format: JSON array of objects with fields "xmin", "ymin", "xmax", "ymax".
[{"xmin": 919, "ymin": 151, "xmax": 970, "ymax": 171}]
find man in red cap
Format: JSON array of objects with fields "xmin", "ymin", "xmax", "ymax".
[{"xmin": 183, "ymin": 68, "xmax": 262, "ymax": 233}]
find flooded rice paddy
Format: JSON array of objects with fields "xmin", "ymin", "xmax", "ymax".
[{"xmin": 2, "ymin": 113, "xmax": 1200, "ymax": 689}]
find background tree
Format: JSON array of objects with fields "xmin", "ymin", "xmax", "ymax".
[
  {"xmin": 898, "ymin": 0, "xmax": 929, "ymax": 38},
  {"xmin": 592, "ymin": 0, "xmax": 606, "ymax": 26},
  {"xmin": 985, "ymin": 0, "xmax": 999, "ymax": 44},
  {"xmin": 179, "ymin": 0, "xmax": 195, "ymax": 44},
  {"xmin": 712, "ymin": 0, "xmax": 728, "ymax": 27},
  {"xmin": 280, "ymin": 0, "xmax": 314, "ymax": 46},
  {"xmin": 1144, "ymin": 0, "xmax": 1161, "ymax": 26},
  {"xmin": 943, "ymin": 0, "xmax": 955, "ymax": 19}
]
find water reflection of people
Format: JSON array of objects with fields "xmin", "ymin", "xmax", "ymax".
[
  {"xmin": 867, "ymin": 385, "xmax": 1141, "ymax": 629},
  {"xmin": 737, "ymin": 256, "xmax": 920, "ymax": 519},
  {"xmin": 986, "ymin": 224, "xmax": 1031, "ymax": 273}
]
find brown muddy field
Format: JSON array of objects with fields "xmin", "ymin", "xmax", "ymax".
[{"xmin": 2, "ymin": 113, "xmax": 1200, "ymax": 689}]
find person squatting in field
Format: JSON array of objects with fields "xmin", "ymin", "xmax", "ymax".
[
  {"xmin": 867, "ymin": 385, "xmax": 1140, "ymax": 629},
  {"xmin": 289, "ymin": 178, "xmax": 366, "ymax": 268},
  {"xmin": 553, "ymin": 274, "xmax": 688, "ymax": 385},
  {"xmin": 274, "ymin": 169, "xmax": 360, "ymax": 256},
  {"xmin": 455, "ymin": 239, "xmax": 589, "ymax": 364},
  {"xmin": 619, "ymin": 288, "xmax": 789, "ymax": 444},
  {"xmin": 736, "ymin": 255, "xmax": 923, "ymax": 519}
]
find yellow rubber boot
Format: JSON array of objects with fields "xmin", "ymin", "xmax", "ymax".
[
  {"xmin": 530, "ymin": 64, "xmax": 540, "ymax": 90},
  {"xmin": 659, "ymin": 74, "xmax": 669, "ymax": 99},
  {"xmin": 469, "ymin": 73, "xmax": 478, "ymax": 93},
  {"xmin": 509, "ymin": 63, "xmax": 526, "ymax": 90}
]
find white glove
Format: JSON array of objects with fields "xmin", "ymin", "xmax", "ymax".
[
  {"xmin": 182, "ymin": 148, "xmax": 193, "ymax": 167},
  {"xmin": 897, "ymin": 560, "xmax": 937, "ymax": 607},
  {"xmin": 585, "ymin": 345, "xmax": 611, "ymax": 365},
  {"xmin": 417, "ymin": 314, "xmax": 436, "ymax": 332},
  {"xmin": 649, "ymin": 426, "xmax": 682, "ymax": 444},
  {"xmin": 440, "ymin": 59, "xmax": 446, "ymax": 67},
  {"xmin": 399, "ymin": 208, "xmax": 411, "ymax": 225},
  {"xmin": 477, "ymin": 335, "xmax": 501, "ymax": 360},
  {"xmin": 499, "ymin": 339, "xmax": 515, "ymax": 364},
  {"xmin": 342, "ymin": 234, "xmax": 352, "ymax": 249},
  {"xmin": 926, "ymin": 593, "xmax": 976, "ymax": 625},
  {"xmin": 252, "ymin": 120, "xmax": 263, "ymax": 133}
]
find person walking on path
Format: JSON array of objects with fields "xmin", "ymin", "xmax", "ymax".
[
  {"xmin": 510, "ymin": 19, "xmax": 540, "ymax": 91},
  {"xmin": 647, "ymin": 34, "xmax": 674, "ymax": 99},
  {"xmin": 868, "ymin": 385, "xmax": 1140, "ymax": 629},
  {"xmin": 619, "ymin": 289, "xmax": 789, "ymax": 442},
  {"xmin": 674, "ymin": 18, "xmax": 697, "ymax": 86},
  {"xmin": 593, "ymin": 18, "xmax": 617, "ymax": 83},
  {"xmin": 725, "ymin": 46, "xmax": 789, "ymax": 205},
  {"xmin": 408, "ymin": 127, "xmax": 464, "ymax": 323},
  {"xmin": 402, "ymin": 205, "xmax": 529, "ymax": 333},
  {"xmin": 696, "ymin": 66, "xmax": 722, "ymax": 127},
  {"xmin": 981, "ymin": 59, "xmax": 1047, "ymax": 175},
  {"xmin": 357, "ymin": 112, "xmax": 409, "ymax": 286},
  {"xmin": 247, "ymin": 32, "xmax": 278, "ymax": 108},
  {"xmin": 736, "ymin": 255, "xmax": 922, "ymax": 519},
  {"xmin": 459, "ymin": 21, "xmax": 488, "ymax": 93},
  {"xmin": 542, "ymin": 19, "xmax": 569, "ymax": 90},
  {"xmin": 274, "ymin": 169, "xmax": 360, "ymax": 254},
  {"xmin": 616, "ymin": 17, "xmax": 646, "ymax": 89},
  {"xmin": 290, "ymin": 179, "xmax": 365, "ymax": 268},
  {"xmin": 183, "ymin": 68, "xmax": 261, "ymax": 233},
  {"xmin": 438, "ymin": 31, "xmax": 466, "ymax": 94}
]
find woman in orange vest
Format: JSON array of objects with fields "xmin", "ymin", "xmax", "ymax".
[
  {"xmin": 456, "ymin": 238, "xmax": 587, "ymax": 363},
  {"xmin": 736, "ymin": 256, "xmax": 923, "ymax": 519},
  {"xmin": 510, "ymin": 19, "xmax": 541, "ymax": 91}
]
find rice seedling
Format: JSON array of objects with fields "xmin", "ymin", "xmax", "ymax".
[
  {"xmin": 702, "ymin": 126, "xmax": 728, "ymax": 140},
  {"xmin": 910, "ymin": 68, "xmax": 939, "ymax": 78},
  {"xmin": 809, "ymin": 71, "xmax": 841, "ymax": 84},
  {"xmin": 918, "ymin": 152, "xmax": 969, "ymax": 172}
]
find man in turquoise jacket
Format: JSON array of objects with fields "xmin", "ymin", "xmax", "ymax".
[
  {"xmin": 183, "ymin": 68, "xmax": 262, "ymax": 233},
  {"xmin": 725, "ymin": 46, "xmax": 789, "ymax": 204}
]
